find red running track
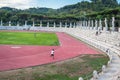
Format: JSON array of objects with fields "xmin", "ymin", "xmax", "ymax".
[{"xmin": 0, "ymin": 32, "xmax": 100, "ymax": 71}]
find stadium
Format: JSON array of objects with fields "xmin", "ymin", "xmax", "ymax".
[
  {"xmin": 0, "ymin": 0, "xmax": 120, "ymax": 80},
  {"xmin": 0, "ymin": 17, "xmax": 120, "ymax": 80}
]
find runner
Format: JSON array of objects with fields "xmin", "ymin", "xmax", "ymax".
[{"xmin": 50, "ymin": 49, "xmax": 54, "ymax": 59}]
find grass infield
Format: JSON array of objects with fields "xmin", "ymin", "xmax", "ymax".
[{"xmin": 0, "ymin": 31, "xmax": 59, "ymax": 46}]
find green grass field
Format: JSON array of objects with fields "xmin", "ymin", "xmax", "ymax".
[{"xmin": 0, "ymin": 31, "xmax": 59, "ymax": 46}]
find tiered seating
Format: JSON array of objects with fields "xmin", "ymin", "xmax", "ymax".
[{"xmin": 68, "ymin": 29, "xmax": 120, "ymax": 48}]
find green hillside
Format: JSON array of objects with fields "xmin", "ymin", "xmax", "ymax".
[{"xmin": 0, "ymin": 0, "xmax": 120, "ymax": 22}]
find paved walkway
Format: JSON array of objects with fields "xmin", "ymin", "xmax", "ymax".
[
  {"xmin": 97, "ymin": 49, "xmax": 120, "ymax": 80},
  {"xmin": 0, "ymin": 32, "xmax": 99, "ymax": 71},
  {"xmin": 87, "ymin": 45, "xmax": 120, "ymax": 80}
]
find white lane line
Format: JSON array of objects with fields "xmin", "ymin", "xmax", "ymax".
[{"xmin": 11, "ymin": 46, "xmax": 21, "ymax": 48}]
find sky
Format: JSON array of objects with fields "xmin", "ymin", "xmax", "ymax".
[{"xmin": 0, "ymin": 0, "xmax": 120, "ymax": 9}]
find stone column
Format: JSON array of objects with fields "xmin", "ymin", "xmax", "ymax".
[
  {"xmin": 79, "ymin": 21, "xmax": 81, "ymax": 28},
  {"xmin": 83, "ymin": 21, "xmax": 85, "ymax": 29},
  {"xmin": 95, "ymin": 20, "xmax": 98, "ymax": 30},
  {"xmin": 80, "ymin": 21, "xmax": 82, "ymax": 28},
  {"xmin": 99, "ymin": 19, "xmax": 102, "ymax": 30},
  {"xmin": 17, "ymin": 21, "xmax": 19, "ymax": 26},
  {"xmin": 59, "ymin": 22, "xmax": 62, "ymax": 28},
  {"xmin": 107, "ymin": 61, "xmax": 111, "ymax": 66},
  {"xmin": 84, "ymin": 21, "xmax": 87, "ymax": 29},
  {"xmin": 85, "ymin": 21, "xmax": 87, "ymax": 29},
  {"xmin": 82, "ymin": 21, "xmax": 84, "ymax": 29},
  {"xmin": 91, "ymin": 20, "xmax": 94, "ymax": 30},
  {"xmin": 70, "ymin": 22, "xmax": 72, "ymax": 28},
  {"xmin": 79, "ymin": 21, "xmax": 81, "ymax": 27},
  {"xmin": 73, "ymin": 22, "xmax": 76, "ymax": 28},
  {"xmin": 93, "ymin": 70, "xmax": 98, "ymax": 79},
  {"xmin": 1, "ymin": 20, "xmax": 3, "ymax": 26},
  {"xmin": 65, "ymin": 22, "xmax": 67, "ymax": 28},
  {"xmin": 25, "ymin": 21, "xmax": 27, "ymax": 26},
  {"xmin": 88, "ymin": 20, "xmax": 90, "ymax": 29},
  {"xmin": 102, "ymin": 65, "xmax": 106, "ymax": 73},
  {"xmin": 105, "ymin": 18, "xmax": 108, "ymax": 31},
  {"xmin": 40, "ymin": 21, "xmax": 42, "ymax": 27},
  {"xmin": 119, "ymin": 28, "xmax": 120, "ymax": 32},
  {"xmin": 32, "ymin": 21, "xmax": 35, "ymax": 27},
  {"xmin": 85, "ymin": 21, "xmax": 87, "ymax": 28},
  {"xmin": 9, "ymin": 21, "xmax": 11, "ymax": 26},
  {"xmin": 87, "ymin": 21, "xmax": 89, "ymax": 28},
  {"xmin": 53, "ymin": 22, "xmax": 56, "ymax": 28},
  {"xmin": 47, "ymin": 22, "xmax": 49, "ymax": 27},
  {"xmin": 112, "ymin": 17, "xmax": 115, "ymax": 31}
]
